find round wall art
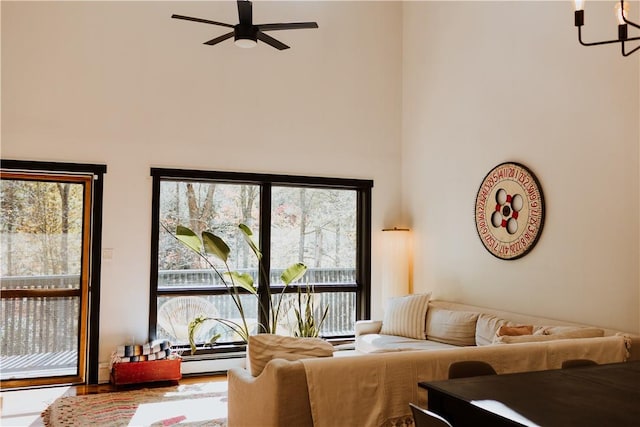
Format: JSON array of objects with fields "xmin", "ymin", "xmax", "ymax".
[{"xmin": 474, "ymin": 162, "xmax": 545, "ymax": 260}]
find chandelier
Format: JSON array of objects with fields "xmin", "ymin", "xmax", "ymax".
[{"xmin": 575, "ymin": 0, "xmax": 640, "ymax": 56}]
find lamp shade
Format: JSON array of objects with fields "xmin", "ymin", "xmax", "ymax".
[{"xmin": 381, "ymin": 228, "xmax": 411, "ymax": 306}]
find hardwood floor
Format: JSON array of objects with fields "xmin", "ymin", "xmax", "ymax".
[{"xmin": 0, "ymin": 374, "xmax": 227, "ymax": 427}]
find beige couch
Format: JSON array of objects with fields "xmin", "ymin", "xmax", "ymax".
[
  {"xmin": 227, "ymin": 300, "xmax": 636, "ymax": 427},
  {"xmin": 356, "ymin": 300, "xmax": 637, "ymax": 355}
]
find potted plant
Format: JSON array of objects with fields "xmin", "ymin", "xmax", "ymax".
[{"xmin": 173, "ymin": 223, "xmax": 326, "ymax": 354}]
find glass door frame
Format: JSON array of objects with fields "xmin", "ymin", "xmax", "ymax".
[{"xmin": 0, "ymin": 159, "xmax": 106, "ymax": 388}]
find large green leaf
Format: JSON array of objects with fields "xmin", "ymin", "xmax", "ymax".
[
  {"xmin": 225, "ymin": 271, "xmax": 257, "ymax": 294},
  {"xmin": 239, "ymin": 223, "xmax": 262, "ymax": 261},
  {"xmin": 188, "ymin": 315, "xmax": 210, "ymax": 355},
  {"xmin": 202, "ymin": 231, "xmax": 230, "ymax": 262},
  {"xmin": 281, "ymin": 263, "xmax": 308, "ymax": 285},
  {"xmin": 176, "ymin": 226, "xmax": 203, "ymax": 253}
]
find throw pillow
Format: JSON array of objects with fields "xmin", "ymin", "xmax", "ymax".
[
  {"xmin": 541, "ymin": 326, "xmax": 605, "ymax": 337},
  {"xmin": 247, "ymin": 334, "xmax": 334, "ymax": 377},
  {"xmin": 497, "ymin": 324, "xmax": 534, "ymax": 336},
  {"xmin": 475, "ymin": 314, "xmax": 508, "ymax": 346},
  {"xmin": 379, "ymin": 293, "xmax": 431, "ymax": 340},
  {"xmin": 493, "ymin": 327, "xmax": 605, "ymax": 344},
  {"xmin": 426, "ymin": 308, "xmax": 480, "ymax": 346}
]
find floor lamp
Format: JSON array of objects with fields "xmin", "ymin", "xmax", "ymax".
[{"xmin": 381, "ymin": 227, "xmax": 411, "ymax": 307}]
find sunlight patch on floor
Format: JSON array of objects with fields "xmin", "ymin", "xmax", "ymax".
[
  {"xmin": 164, "ymin": 380, "xmax": 228, "ymax": 397},
  {"xmin": 1, "ymin": 386, "xmax": 70, "ymax": 427},
  {"xmin": 130, "ymin": 395, "xmax": 227, "ymax": 426}
]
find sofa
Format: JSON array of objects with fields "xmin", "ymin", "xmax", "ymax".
[{"xmin": 227, "ymin": 297, "xmax": 637, "ymax": 427}]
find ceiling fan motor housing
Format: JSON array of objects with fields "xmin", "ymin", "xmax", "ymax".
[{"xmin": 234, "ymin": 24, "xmax": 258, "ymax": 45}]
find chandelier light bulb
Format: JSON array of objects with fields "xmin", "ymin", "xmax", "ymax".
[
  {"xmin": 614, "ymin": 1, "xmax": 629, "ymax": 25},
  {"xmin": 574, "ymin": 0, "xmax": 585, "ymax": 12}
]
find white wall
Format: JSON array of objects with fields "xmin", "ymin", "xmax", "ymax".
[
  {"xmin": 403, "ymin": 1, "xmax": 640, "ymax": 333},
  {"xmin": 1, "ymin": 1, "xmax": 403, "ymax": 377}
]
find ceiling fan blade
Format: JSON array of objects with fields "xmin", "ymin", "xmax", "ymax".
[
  {"xmin": 256, "ymin": 31, "xmax": 289, "ymax": 50},
  {"xmin": 171, "ymin": 14, "xmax": 234, "ymax": 28},
  {"xmin": 257, "ymin": 22, "xmax": 318, "ymax": 31},
  {"xmin": 237, "ymin": 0, "xmax": 252, "ymax": 26},
  {"xmin": 204, "ymin": 31, "xmax": 235, "ymax": 46}
]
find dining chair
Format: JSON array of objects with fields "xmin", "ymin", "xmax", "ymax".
[
  {"xmin": 448, "ymin": 360, "xmax": 497, "ymax": 379},
  {"xmin": 409, "ymin": 403, "xmax": 453, "ymax": 427},
  {"xmin": 561, "ymin": 359, "xmax": 598, "ymax": 369}
]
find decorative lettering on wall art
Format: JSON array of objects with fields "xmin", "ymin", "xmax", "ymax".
[{"xmin": 474, "ymin": 162, "xmax": 545, "ymax": 260}]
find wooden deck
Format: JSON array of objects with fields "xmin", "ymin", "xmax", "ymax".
[{"xmin": 0, "ymin": 351, "xmax": 77, "ymax": 380}]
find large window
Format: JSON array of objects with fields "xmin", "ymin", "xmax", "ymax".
[
  {"xmin": 0, "ymin": 160, "xmax": 106, "ymax": 388},
  {"xmin": 149, "ymin": 169, "xmax": 372, "ymax": 352}
]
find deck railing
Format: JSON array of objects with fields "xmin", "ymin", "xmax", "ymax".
[
  {"xmin": 158, "ymin": 267, "xmax": 356, "ymax": 288},
  {"xmin": 1, "ymin": 275, "xmax": 81, "ymax": 380},
  {"xmin": 1, "ymin": 275, "xmax": 80, "ymax": 357},
  {"xmin": 2, "ymin": 268, "xmax": 357, "ymax": 362},
  {"xmin": 157, "ymin": 267, "xmax": 357, "ymax": 343}
]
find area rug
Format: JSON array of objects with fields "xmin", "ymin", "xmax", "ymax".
[{"xmin": 41, "ymin": 382, "xmax": 228, "ymax": 427}]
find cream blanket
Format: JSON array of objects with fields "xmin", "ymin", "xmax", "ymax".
[{"xmin": 301, "ymin": 336, "xmax": 629, "ymax": 427}]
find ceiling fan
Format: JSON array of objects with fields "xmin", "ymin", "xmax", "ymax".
[{"xmin": 172, "ymin": 0, "xmax": 318, "ymax": 50}]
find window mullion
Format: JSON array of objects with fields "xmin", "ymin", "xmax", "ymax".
[
  {"xmin": 356, "ymin": 187, "xmax": 372, "ymax": 321},
  {"xmin": 257, "ymin": 183, "xmax": 272, "ymax": 332}
]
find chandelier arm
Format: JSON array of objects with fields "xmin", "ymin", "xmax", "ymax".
[
  {"xmin": 578, "ymin": 26, "xmax": 625, "ymax": 46},
  {"xmin": 578, "ymin": 27, "xmax": 640, "ymax": 47},
  {"xmin": 622, "ymin": 16, "xmax": 640, "ymax": 30},
  {"xmin": 622, "ymin": 42, "xmax": 640, "ymax": 56}
]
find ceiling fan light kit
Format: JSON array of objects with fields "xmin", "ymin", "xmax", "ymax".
[
  {"xmin": 172, "ymin": 0, "xmax": 318, "ymax": 51},
  {"xmin": 235, "ymin": 38, "xmax": 258, "ymax": 49},
  {"xmin": 234, "ymin": 25, "xmax": 257, "ymax": 48}
]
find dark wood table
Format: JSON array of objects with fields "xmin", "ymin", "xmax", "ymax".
[{"xmin": 419, "ymin": 361, "xmax": 640, "ymax": 427}]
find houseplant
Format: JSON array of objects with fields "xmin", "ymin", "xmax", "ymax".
[
  {"xmin": 293, "ymin": 284, "xmax": 329, "ymax": 338},
  {"xmin": 174, "ymin": 223, "xmax": 323, "ymax": 353}
]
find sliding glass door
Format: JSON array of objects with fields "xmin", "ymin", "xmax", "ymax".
[{"xmin": 1, "ymin": 172, "xmax": 93, "ymax": 387}]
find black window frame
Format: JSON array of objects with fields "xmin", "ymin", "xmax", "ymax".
[{"xmin": 149, "ymin": 168, "xmax": 373, "ymax": 353}]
